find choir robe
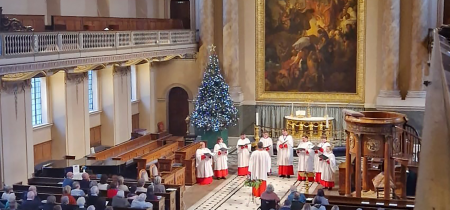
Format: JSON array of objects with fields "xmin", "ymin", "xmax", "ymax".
[
  {"xmin": 320, "ymin": 151, "xmax": 336, "ymax": 188},
  {"xmin": 196, "ymin": 148, "xmax": 214, "ymax": 185},
  {"xmin": 277, "ymin": 135, "xmax": 294, "ymax": 176},
  {"xmin": 260, "ymin": 137, "xmax": 274, "ymax": 156},
  {"xmin": 248, "ymin": 150, "xmax": 271, "ymax": 197},
  {"xmin": 297, "ymin": 141, "xmax": 315, "ymax": 181},
  {"xmin": 213, "ymin": 143, "xmax": 228, "ymax": 178},
  {"xmin": 237, "ymin": 138, "xmax": 251, "ymax": 176},
  {"xmin": 314, "ymin": 142, "xmax": 331, "ymax": 182}
]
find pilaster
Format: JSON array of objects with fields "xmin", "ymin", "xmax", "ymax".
[{"xmin": 137, "ymin": 62, "xmax": 157, "ymax": 133}]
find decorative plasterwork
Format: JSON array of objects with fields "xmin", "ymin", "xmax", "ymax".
[
  {"xmin": 113, "ymin": 66, "xmax": 130, "ymax": 76},
  {"xmin": 66, "ymin": 72, "xmax": 87, "ymax": 85},
  {"xmin": 0, "ymin": 47, "xmax": 197, "ymax": 75},
  {"xmin": 1, "ymin": 80, "xmax": 31, "ymax": 119},
  {"xmin": 1, "ymin": 71, "xmax": 46, "ymax": 82},
  {"xmin": 148, "ymin": 55, "xmax": 185, "ymax": 63},
  {"xmin": 122, "ymin": 59, "xmax": 149, "ymax": 66},
  {"xmin": 73, "ymin": 64, "xmax": 106, "ymax": 73}
]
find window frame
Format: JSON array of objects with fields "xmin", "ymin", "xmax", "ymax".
[
  {"xmin": 130, "ymin": 65, "xmax": 137, "ymax": 102},
  {"xmin": 31, "ymin": 77, "xmax": 48, "ymax": 127},
  {"xmin": 88, "ymin": 70, "xmax": 99, "ymax": 112}
]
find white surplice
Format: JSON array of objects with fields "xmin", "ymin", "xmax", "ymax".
[
  {"xmin": 213, "ymin": 143, "xmax": 228, "ymax": 171},
  {"xmin": 321, "ymin": 152, "xmax": 336, "ymax": 182},
  {"xmin": 315, "ymin": 142, "xmax": 331, "ymax": 173},
  {"xmin": 297, "ymin": 141, "xmax": 314, "ymax": 172},
  {"xmin": 260, "ymin": 137, "xmax": 274, "ymax": 156},
  {"xmin": 276, "ymin": 135, "xmax": 294, "ymax": 166},
  {"xmin": 196, "ymin": 148, "xmax": 214, "ymax": 178},
  {"xmin": 237, "ymin": 138, "xmax": 251, "ymax": 167},
  {"xmin": 248, "ymin": 150, "xmax": 271, "ymax": 181}
]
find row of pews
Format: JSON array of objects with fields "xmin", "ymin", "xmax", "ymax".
[
  {"xmin": 302, "ymin": 194, "xmax": 415, "ymax": 210},
  {"xmin": 26, "ymin": 131, "xmax": 206, "ymax": 210}
]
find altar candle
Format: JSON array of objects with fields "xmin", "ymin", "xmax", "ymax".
[
  {"xmin": 256, "ymin": 113, "xmax": 259, "ymax": 126},
  {"xmin": 291, "ymin": 103, "xmax": 294, "ymax": 115},
  {"xmin": 325, "ymin": 104, "xmax": 329, "ymax": 128}
]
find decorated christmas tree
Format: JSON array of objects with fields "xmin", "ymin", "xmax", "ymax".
[{"xmin": 190, "ymin": 45, "xmax": 238, "ymax": 134}]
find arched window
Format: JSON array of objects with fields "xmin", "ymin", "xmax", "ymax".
[{"xmin": 88, "ymin": 70, "xmax": 99, "ymax": 111}]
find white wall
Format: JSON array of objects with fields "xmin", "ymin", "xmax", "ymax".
[
  {"xmin": 109, "ymin": 0, "xmax": 136, "ymax": 18},
  {"xmin": 60, "ymin": 0, "xmax": 98, "ymax": 16},
  {"xmin": 33, "ymin": 126, "xmax": 52, "ymax": 145},
  {"xmin": 0, "ymin": 0, "xmax": 47, "ymax": 15}
]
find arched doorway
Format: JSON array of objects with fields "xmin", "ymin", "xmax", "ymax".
[{"xmin": 168, "ymin": 87, "xmax": 189, "ymax": 136}]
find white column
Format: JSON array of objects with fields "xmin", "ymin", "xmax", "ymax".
[
  {"xmin": 137, "ymin": 62, "xmax": 157, "ymax": 133},
  {"xmin": 100, "ymin": 66, "xmax": 132, "ymax": 146},
  {"xmin": 223, "ymin": 0, "xmax": 242, "ymax": 103},
  {"xmin": 198, "ymin": 0, "xmax": 215, "ymax": 75},
  {"xmin": 405, "ymin": 0, "xmax": 429, "ymax": 108},
  {"xmin": 0, "ymin": 81, "xmax": 34, "ymax": 185},
  {"xmin": 50, "ymin": 72, "xmax": 90, "ymax": 159},
  {"xmin": 376, "ymin": 0, "xmax": 402, "ymax": 109}
]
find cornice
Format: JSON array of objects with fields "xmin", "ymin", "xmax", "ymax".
[{"xmin": 0, "ymin": 47, "xmax": 197, "ymax": 75}]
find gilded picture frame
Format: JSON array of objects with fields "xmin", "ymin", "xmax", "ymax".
[{"xmin": 256, "ymin": 0, "xmax": 366, "ymax": 103}]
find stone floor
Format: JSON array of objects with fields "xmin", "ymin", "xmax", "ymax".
[{"xmin": 185, "ymin": 150, "xmax": 345, "ymax": 210}]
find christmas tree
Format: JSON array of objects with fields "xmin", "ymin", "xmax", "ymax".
[{"xmin": 190, "ymin": 45, "xmax": 239, "ymax": 132}]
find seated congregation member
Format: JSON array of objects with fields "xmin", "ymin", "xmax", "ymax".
[
  {"xmin": 23, "ymin": 185, "xmax": 41, "ymax": 202},
  {"xmin": 5, "ymin": 194, "xmax": 18, "ymax": 210},
  {"xmin": 62, "ymin": 185, "xmax": 77, "ymax": 205},
  {"xmin": 98, "ymin": 174, "xmax": 109, "ymax": 191},
  {"xmin": 1, "ymin": 186, "xmax": 14, "ymax": 200},
  {"xmin": 80, "ymin": 173, "xmax": 91, "ymax": 190},
  {"xmin": 112, "ymin": 190, "xmax": 130, "ymax": 208},
  {"xmin": 89, "ymin": 181, "xmax": 98, "ymax": 188},
  {"xmin": 261, "ymin": 184, "xmax": 280, "ymax": 205},
  {"xmin": 131, "ymin": 194, "xmax": 153, "ymax": 209},
  {"xmin": 87, "ymin": 206, "xmax": 95, "ymax": 210},
  {"xmin": 195, "ymin": 142, "xmax": 214, "ymax": 185},
  {"xmin": 213, "ymin": 137, "xmax": 229, "ymax": 179},
  {"xmin": 106, "ymin": 182, "xmax": 119, "ymax": 198},
  {"xmin": 71, "ymin": 182, "xmax": 86, "ymax": 197},
  {"xmin": 330, "ymin": 206, "xmax": 340, "ymax": 210},
  {"xmin": 237, "ymin": 133, "xmax": 251, "ymax": 176},
  {"xmin": 63, "ymin": 172, "xmax": 74, "ymax": 187},
  {"xmin": 291, "ymin": 192, "xmax": 305, "ymax": 210},
  {"xmin": 128, "ymin": 185, "xmax": 138, "ymax": 200},
  {"xmin": 117, "ymin": 176, "xmax": 129, "ymax": 192},
  {"xmin": 61, "ymin": 196, "xmax": 74, "ymax": 210},
  {"xmin": 86, "ymin": 186, "xmax": 106, "ymax": 210},
  {"xmin": 153, "ymin": 176, "xmax": 166, "ymax": 193},
  {"xmin": 319, "ymin": 146, "xmax": 336, "ymax": 190},
  {"xmin": 279, "ymin": 199, "xmax": 292, "ymax": 210},
  {"xmin": 136, "ymin": 178, "xmax": 147, "ymax": 193},
  {"xmin": 302, "ymin": 204, "xmax": 311, "ymax": 210},
  {"xmin": 75, "ymin": 197, "xmax": 86, "ymax": 210},
  {"xmin": 21, "ymin": 191, "xmax": 41, "ymax": 210},
  {"xmin": 287, "ymin": 186, "xmax": 306, "ymax": 203},
  {"xmin": 312, "ymin": 189, "xmax": 329, "ymax": 205},
  {"xmin": 53, "ymin": 205, "xmax": 63, "ymax": 210},
  {"xmin": 146, "ymin": 184, "xmax": 159, "ymax": 200},
  {"xmin": 311, "ymin": 199, "xmax": 326, "ymax": 210},
  {"xmin": 43, "ymin": 195, "xmax": 57, "ymax": 210}
]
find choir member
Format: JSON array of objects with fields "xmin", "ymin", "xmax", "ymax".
[
  {"xmin": 320, "ymin": 146, "xmax": 336, "ymax": 189},
  {"xmin": 248, "ymin": 142, "xmax": 271, "ymax": 197},
  {"xmin": 297, "ymin": 135, "xmax": 314, "ymax": 181},
  {"xmin": 213, "ymin": 137, "xmax": 228, "ymax": 179},
  {"xmin": 237, "ymin": 133, "xmax": 251, "ymax": 176},
  {"xmin": 195, "ymin": 142, "xmax": 214, "ymax": 185},
  {"xmin": 277, "ymin": 129, "xmax": 294, "ymax": 178},
  {"xmin": 260, "ymin": 131, "xmax": 274, "ymax": 156},
  {"xmin": 315, "ymin": 135, "xmax": 331, "ymax": 183}
]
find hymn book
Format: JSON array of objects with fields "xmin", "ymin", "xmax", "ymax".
[
  {"xmin": 237, "ymin": 143, "xmax": 251, "ymax": 146},
  {"xmin": 296, "ymin": 148, "xmax": 306, "ymax": 152},
  {"xmin": 219, "ymin": 147, "xmax": 228, "ymax": 152},
  {"xmin": 204, "ymin": 153, "xmax": 212, "ymax": 158},
  {"xmin": 312, "ymin": 146, "xmax": 321, "ymax": 151},
  {"xmin": 319, "ymin": 154, "xmax": 329, "ymax": 160}
]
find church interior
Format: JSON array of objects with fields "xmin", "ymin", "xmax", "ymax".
[{"xmin": 0, "ymin": 0, "xmax": 448, "ymax": 209}]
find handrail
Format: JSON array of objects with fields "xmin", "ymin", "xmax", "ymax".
[{"xmin": 0, "ymin": 30, "xmax": 195, "ymax": 58}]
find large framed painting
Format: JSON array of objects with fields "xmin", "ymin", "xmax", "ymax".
[{"xmin": 256, "ymin": 0, "xmax": 366, "ymax": 102}]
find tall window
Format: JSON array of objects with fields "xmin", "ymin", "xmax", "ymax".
[
  {"xmin": 130, "ymin": 65, "xmax": 137, "ymax": 101},
  {"xmin": 88, "ymin": 70, "xmax": 99, "ymax": 111},
  {"xmin": 88, "ymin": 71, "xmax": 94, "ymax": 111},
  {"xmin": 31, "ymin": 78, "xmax": 43, "ymax": 126}
]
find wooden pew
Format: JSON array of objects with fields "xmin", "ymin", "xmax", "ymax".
[
  {"xmin": 105, "ymin": 196, "xmax": 165, "ymax": 210},
  {"xmin": 174, "ymin": 141, "xmax": 205, "ymax": 185},
  {"xmin": 112, "ymin": 140, "xmax": 163, "ymax": 161},
  {"xmin": 164, "ymin": 136, "xmax": 185, "ymax": 148},
  {"xmin": 134, "ymin": 142, "xmax": 180, "ymax": 178},
  {"xmin": 87, "ymin": 134, "xmax": 153, "ymax": 160},
  {"xmin": 150, "ymin": 131, "xmax": 170, "ymax": 140},
  {"xmin": 165, "ymin": 184, "xmax": 184, "ymax": 210},
  {"xmin": 155, "ymin": 191, "xmax": 176, "ymax": 210},
  {"xmin": 304, "ymin": 194, "xmax": 414, "ymax": 209}
]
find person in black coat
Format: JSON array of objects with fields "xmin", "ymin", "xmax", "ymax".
[
  {"xmin": 21, "ymin": 191, "xmax": 41, "ymax": 210},
  {"xmin": 86, "ymin": 186, "xmax": 106, "ymax": 210},
  {"xmin": 42, "ymin": 195, "xmax": 57, "ymax": 210}
]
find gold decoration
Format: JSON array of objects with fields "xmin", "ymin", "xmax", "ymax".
[
  {"xmin": 73, "ymin": 64, "xmax": 106, "ymax": 73},
  {"xmin": 393, "ymin": 137, "xmax": 401, "ymax": 153},
  {"xmin": 349, "ymin": 134, "xmax": 355, "ymax": 149},
  {"xmin": 285, "ymin": 118, "xmax": 334, "ymax": 140},
  {"xmin": 123, "ymin": 59, "xmax": 150, "ymax": 66},
  {"xmin": 2, "ymin": 71, "xmax": 46, "ymax": 81},
  {"xmin": 366, "ymin": 137, "xmax": 381, "ymax": 152},
  {"xmin": 253, "ymin": 125, "xmax": 260, "ymax": 147},
  {"xmin": 148, "ymin": 55, "xmax": 185, "ymax": 63},
  {"xmin": 255, "ymin": 0, "xmax": 366, "ymax": 102}
]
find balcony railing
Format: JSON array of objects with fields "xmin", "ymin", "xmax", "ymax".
[{"xmin": 0, "ymin": 30, "xmax": 196, "ymax": 58}]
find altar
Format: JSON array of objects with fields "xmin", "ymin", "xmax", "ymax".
[{"xmin": 284, "ymin": 115, "xmax": 334, "ymax": 140}]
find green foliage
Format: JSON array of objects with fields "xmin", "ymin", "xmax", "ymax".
[{"xmin": 244, "ymin": 179, "xmax": 263, "ymax": 189}]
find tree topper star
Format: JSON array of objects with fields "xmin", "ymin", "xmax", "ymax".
[{"xmin": 208, "ymin": 44, "xmax": 216, "ymax": 52}]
